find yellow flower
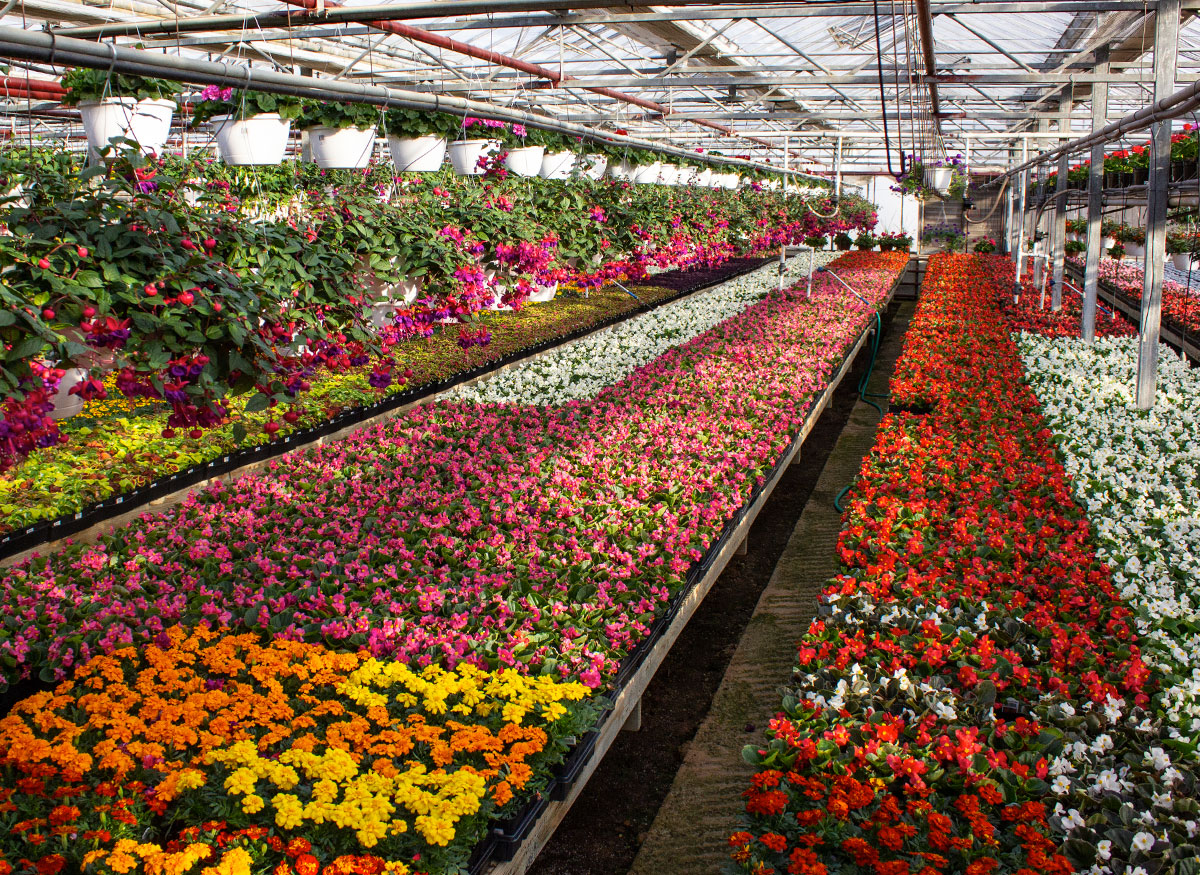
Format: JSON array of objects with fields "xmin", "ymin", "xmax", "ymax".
[
  {"xmin": 201, "ymin": 847, "xmax": 252, "ymax": 875},
  {"xmin": 241, "ymin": 793, "xmax": 265, "ymax": 814}
]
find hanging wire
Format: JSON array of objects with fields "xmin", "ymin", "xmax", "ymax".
[{"xmin": 872, "ymin": 0, "xmax": 897, "ymax": 176}]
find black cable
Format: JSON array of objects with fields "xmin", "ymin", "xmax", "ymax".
[{"xmin": 873, "ymin": 0, "xmax": 897, "ymax": 177}]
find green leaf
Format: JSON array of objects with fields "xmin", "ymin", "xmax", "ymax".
[{"xmin": 244, "ymin": 393, "xmax": 271, "ymax": 413}]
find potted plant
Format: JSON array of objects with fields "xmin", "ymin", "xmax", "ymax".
[
  {"xmin": 1065, "ymin": 217, "xmax": 1087, "ymax": 241},
  {"xmin": 892, "ymin": 232, "xmax": 913, "ymax": 252},
  {"xmin": 297, "ymin": 100, "xmax": 378, "ymax": 169},
  {"xmin": 532, "ymin": 129, "xmax": 578, "ymax": 180},
  {"xmin": 1107, "ymin": 242, "xmax": 1126, "ymax": 261},
  {"xmin": 193, "ymin": 87, "xmax": 301, "ymax": 166},
  {"xmin": 1116, "ymin": 223, "xmax": 1146, "ymax": 258},
  {"xmin": 1067, "ymin": 162, "xmax": 1090, "ymax": 190},
  {"xmin": 1065, "ymin": 239, "xmax": 1086, "ymax": 258},
  {"xmin": 804, "ymin": 234, "xmax": 828, "ymax": 249},
  {"xmin": 384, "ymin": 108, "xmax": 455, "ymax": 172},
  {"xmin": 1128, "ymin": 143, "xmax": 1150, "ymax": 186},
  {"xmin": 1103, "ymin": 150, "xmax": 1127, "ymax": 189},
  {"xmin": 1167, "ymin": 230, "xmax": 1195, "ymax": 270},
  {"xmin": 496, "ymin": 123, "xmax": 543, "ymax": 177},
  {"xmin": 854, "ymin": 232, "xmax": 876, "ymax": 251},
  {"xmin": 972, "ymin": 237, "xmax": 997, "ymax": 254},
  {"xmin": 60, "ymin": 68, "xmax": 182, "ymax": 157},
  {"xmin": 448, "ymin": 117, "xmax": 502, "ymax": 176},
  {"xmin": 833, "ymin": 232, "xmax": 854, "ymax": 251},
  {"xmin": 1171, "ymin": 126, "xmax": 1198, "ymax": 182},
  {"xmin": 877, "ymin": 233, "xmax": 895, "ymax": 252}
]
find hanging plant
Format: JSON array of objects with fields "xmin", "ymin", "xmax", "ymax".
[
  {"xmin": 296, "ymin": 99, "xmax": 379, "ymax": 131},
  {"xmin": 59, "ymin": 68, "xmax": 182, "ymax": 104},
  {"xmin": 383, "ymin": 107, "xmax": 460, "ymax": 139},
  {"xmin": 191, "ymin": 87, "xmax": 303, "ymax": 124}
]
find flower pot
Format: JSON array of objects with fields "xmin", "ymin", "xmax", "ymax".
[
  {"xmin": 368, "ymin": 301, "xmax": 396, "ymax": 330},
  {"xmin": 540, "ymin": 151, "xmax": 577, "ymax": 180},
  {"xmin": 695, "ymin": 168, "xmax": 713, "ymax": 187},
  {"xmin": 504, "ymin": 145, "xmax": 545, "ymax": 177},
  {"xmin": 48, "ymin": 367, "xmax": 87, "ymax": 421},
  {"xmin": 610, "ymin": 160, "xmax": 634, "ymax": 181},
  {"xmin": 1171, "ymin": 253, "xmax": 1194, "ymax": 270},
  {"xmin": 583, "ymin": 154, "xmax": 607, "ymax": 180},
  {"xmin": 1119, "ymin": 171, "xmax": 1135, "ymax": 188},
  {"xmin": 527, "ymin": 282, "xmax": 558, "ymax": 303},
  {"xmin": 214, "ymin": 113, "xmax": 292, "ymax": 165},
  {"xmin": 659, "ymin": 166, "xmax": 680, "ymax": 186},
  {"xmin": 1131, "ymin": 167, "xmax": 1149, "ymax": 186},
  {"xmin": 448, "ymin": 138, "xmax": 498, "ymax": 175},
  {"xmin": 632, "ymin": 163, "xmax": 660, "ymax": 184},
  {"xmin": 1170, "ymin": 159, "xmax": 1197, "ymax": 183},
  {"xmin": 1103, "ymin": 171, "xmax": 1119, "ymax": 189},
  {"xmin": 1103, "ymin": 236, "xmax": 1117, "ymax": 251},
  {"xmin": 80, "ymin": 97, "xmax": 175, "ymax": 157},
  {"xmin": 923, "ymin": 166, "xmax": 954, "ymax": 194},
  {"xmin": 1126, "ymin": 242, "xmax": 1145, "ymax": 259},
  {"xmin": 388, "ymin": 135, "xmax": 447, "ymax": 172},
  {"xmin": 306, "ymin": 124, "xmax": 376, "ymax": 169}
]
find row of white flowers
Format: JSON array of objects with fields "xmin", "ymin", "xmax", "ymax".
[
  {"xmin": 451, "ymin": 252, "xmax": 840, "ymax": 406},
  {"xmin": 1019, "ymin": 333, "xmax": 1200, "ymax": 872}
]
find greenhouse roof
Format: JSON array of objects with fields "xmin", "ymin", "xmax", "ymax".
[{"xmin": 2, "ymin": 0, "xmax": 1199, "ymax": 173}]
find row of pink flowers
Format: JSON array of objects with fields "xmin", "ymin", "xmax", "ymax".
[{"xmin": 0, "ymin": 253, "xmax": 908, "ymax": 691}]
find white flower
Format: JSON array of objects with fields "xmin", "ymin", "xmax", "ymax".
[
  {"xmin": 1061, "ymin": 809, "xmax": 1085, "ymax": 831},
  {"xmin": 1051, "ymin": 775, "xmax": 1072, "ymax": 795},
  {"xmin": 1097, "ymin": 840, "xmax": 1112, "ymax": 861},
  {"xmin": 1132, "ymin": 831, "xmax": 1156, "ymax": 852}
]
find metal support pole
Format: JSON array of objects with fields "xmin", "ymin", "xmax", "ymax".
[
  {"xmin": 1004, "ymin": 177, "xmax": 1014, "ymax": 254},
  {"xmin": 1050, "ymin": 101, "xmax": 1071, "ymax": 310},
  {"xmin": 1137, "ymin": 0, "xmax": 1180, "ymax": 410},
  {"xmin": 1033, "ymin": 119, "xmax": 1051, "ymax": 289},
  {"xmin": 1083, "ymin": 47, "xmax": 1109, "ymax": 344},
  {"xmin": 1014, "ymin": 140, "xmax": 1028, "ymax": 292}
]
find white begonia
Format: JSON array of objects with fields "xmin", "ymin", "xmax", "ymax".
[
  {"xmin": 1132, "ymin": 831, "xmax": 1156, "ymax": 852},
  {"xmin": 1097, "ymin": 840, "xmax": 1113, "ymax": 861},
  {"xmin": 1051, "ymin": 775, "xmax": 1072, "ymax": 795},
  {"xmin": 1061, "ymin": 809, "xmax": 1086, "ymax": 831}
]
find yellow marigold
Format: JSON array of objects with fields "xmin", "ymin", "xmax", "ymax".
[
  {"xmin": 201, "ymin": 846, "xmax": 253, "ymax": 875},
  {"xmin": 241, "ymin": 793, "xmax": 265, "ymax": 814}
]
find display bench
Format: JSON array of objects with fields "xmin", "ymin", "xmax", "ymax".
[{"xmin": 469, "ymin": 261, "xmax": 908, "ymax": 875}]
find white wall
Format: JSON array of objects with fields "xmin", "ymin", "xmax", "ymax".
[{"xmin": 847, "ymin": 174, "xmax": 921, "ymax": 239}]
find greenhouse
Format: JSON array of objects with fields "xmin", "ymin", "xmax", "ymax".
[{"xmin": 2, "ymin": 0, "xmax": 1200, "ymax": 873}]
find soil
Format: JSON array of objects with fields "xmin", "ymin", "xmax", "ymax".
[{"xmin": 528, "ymin": 300, "xmax": 905, "ymax": 875}]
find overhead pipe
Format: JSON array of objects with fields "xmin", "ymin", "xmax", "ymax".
[
  {"xmin": 58, "ymin": 0, "xmax": 772, "ymax": 40},
  {"xmin": 913, "ymin": 0, "xmax": 943, "ymax": 131},
  {"xmin": 0, "ymin": 25, "xmax": 826, "ymax": 180},
  {"xmin": 985, "ymin": 75, "xmax": 1200, "ymax": 186},
  {"xmin": 1, "ymin": 74, "xmax": 67, "ymax": 100},
  {"xmin": 274, "ymin": 0, "xmax": 775, "ymax": 147}
]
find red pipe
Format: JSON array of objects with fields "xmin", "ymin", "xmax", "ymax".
[
  {"xmin": 1, "ymin": 76, "xmax": 67, "ymax": 101},
  {"xmin": 278, "ymin": 0, "xmax": 777, "ymax": 147}
]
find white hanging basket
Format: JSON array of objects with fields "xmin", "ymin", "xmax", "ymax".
[
  {"xmin": 528, "ymin": 282, "xmax": 558, "ymax": 303},
  {"xmin": 695, "ymin": 168, "xmax": 713, "ymax": 187},
  {"xmin": 307, "ymin": 125, "xmax": 377, "ymax": 169},
  {"xmin": 388, "ymin": 135, "xmax": 447, "ymax": 172},
  {"xmin": 923, "ymin": 166, "xmax": 954, "ymax": 194},
  {"xmin": 659, "ymin": 166, "xmax": 680, "ymax": 186},
  {"xmin": 1171, "ymin": 253, "xmax": 1194, "ymax": 271},
  {"xmin": 448, "ymin": 139, "xmax": 498, "ymax": 175},
  {"xmin": 79, "ymin": 97, "xmax": 176, "ymax": 157},
  {"xmin": 610, "ymin": 160, "xmax": 634, "ymax": 181},
  {"xmin": 633, "ymin": 163, "xmax": 660, "ymax": 184},
  {"xmin": 214, "ymin": 113, "xmax": 292, "ymax": 166},
  {"xmin": 1126, "ymin": 242, "xmax": 1146, "ymax": 259},
  {"xmin": 539, "ymin": 151, "xmax": 577, "ymax": 180},
  {"xmin": 583, "ymin": 155, "xmax": 607, "ymax": 180},
  {"xmin": 505, "ymin": 145, "xmax": 545, "ymax": 177},
  {"xmin": 48, "ymin": 368, "xmax": 88, "ymax": 421}
]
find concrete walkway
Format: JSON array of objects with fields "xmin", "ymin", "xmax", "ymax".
[{"xmin": 628, "ymin": 301, "xmax": 915, "ymax": 875}]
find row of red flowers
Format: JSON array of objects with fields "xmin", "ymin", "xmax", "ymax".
[{"xmin": 729, "ymin": 254, "xmax": 1176, "ymax": 875}]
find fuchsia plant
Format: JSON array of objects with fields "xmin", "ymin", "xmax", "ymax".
[{"xmin": 0, "ymin": 254, "xmax": 906, "ymax": 691}]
